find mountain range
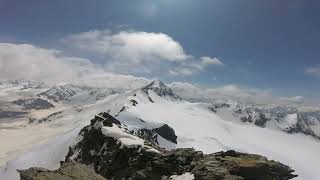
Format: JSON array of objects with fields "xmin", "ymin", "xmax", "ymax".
[{"xmin": 0, "ymin": 79, "xmax": 320, "ymax": 179}]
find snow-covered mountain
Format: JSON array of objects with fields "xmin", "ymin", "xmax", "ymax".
[
  {"xmin": 0, "ymin": 81, "xmax": 122, "ymax": 124},
  {"xmin": 1, "ymin": 80, "xmax": 320, "ymax": 179},
  {"xmin": 209, "ymin": 102, "xmax": 320, "ymax": 140}
]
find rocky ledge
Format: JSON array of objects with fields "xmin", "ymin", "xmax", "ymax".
[
  {"xmin": 18, "ymin": 161, "xmax": 106, "ymax": 180},
  {"xmin": 19, "ymin": 112, "xmax": 297, "ymax": 180}
]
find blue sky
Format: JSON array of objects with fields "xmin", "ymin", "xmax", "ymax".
[{"xmin": 0, "ymin": 0, "xmax": 319, "ymax": 102}]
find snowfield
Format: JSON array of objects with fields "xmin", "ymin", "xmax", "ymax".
[{"xmin": 125, "ymin": 99, "xmax": 320, "ymax": 180}]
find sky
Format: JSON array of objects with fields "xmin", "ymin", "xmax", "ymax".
[{"xmin": 0, "ymin": 0, "xmax": 319, "ymax": 104}]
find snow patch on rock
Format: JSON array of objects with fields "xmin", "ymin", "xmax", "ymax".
[{"xmin": 170, "ymin": 172, "xmax": 195, "ymax": 180}]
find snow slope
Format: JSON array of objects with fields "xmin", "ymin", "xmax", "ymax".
[
  {"xmin": 112, "ymin": 81, "xmax": 320, "ymax": 180},
  {"xmin": 125, "ymin": 100, "xmax": 320, "ymax": 180}
]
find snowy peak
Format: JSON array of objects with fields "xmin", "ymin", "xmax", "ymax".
[
  {"xmin": 140, "ymin": 80, "xmax": 182, "ymax": 101},
  {"xmin": 119, "ymin": 80, "xmax": 182, "ymax": 109},
  {"xmin": 211, "ymin": 101, "xmax": 320, "ymax": 140}
]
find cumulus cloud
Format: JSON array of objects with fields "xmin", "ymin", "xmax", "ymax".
[
  {"xmin": 305, "ymin": 66, "xmax": 320, "ymax": 77},
  {"xmin": 169, "ymin": 56, "xmax": 224, "ymax": 76},
  {"xmin": 0, "ymin": 43, "xmax": 84, "ymax": 83},
  {"xmin": 63, "ymin": 30, "xmax": 190, "ymax": 63},
  {"xmin": 169, "ymin": 82, "xmax": 305, "ymax": 105},
  {"xmin": 0, "ymin": 43, "xmax": 148, "ymax": 89},
  {"xmin": 63, "ymin": 29, "xmax": 223, "ymax": 76}
]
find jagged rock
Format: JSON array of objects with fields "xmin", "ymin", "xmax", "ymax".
[
  {"xmin": 130, "ymin": 99, "xmax": 139, "ymax": 106},
  {"xmin": 62, "ymin": 112, "xmax": 297, "ymax": 180},
  {"xmin": 18, "ymin": 161, "xmax": 106, "ymax": 180}
]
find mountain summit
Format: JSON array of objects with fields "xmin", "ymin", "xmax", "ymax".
[{"xmin": 141, "ymin": 80, "xmax": 182, "ymax": 101}]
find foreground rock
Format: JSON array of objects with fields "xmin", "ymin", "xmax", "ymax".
[
  {"xmin": 18, "ymin": 161, "xmax": 106, "ymax": 180},
  {"xmin": 19, "ymin": 112, "xmax": 297, "ymax": 180}
]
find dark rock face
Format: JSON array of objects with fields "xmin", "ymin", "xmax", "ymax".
[
  {"xmin": 154, "ymin": 124, "xmax": 177, "ymax": 144},
  {"xmin": 12, "ymin": 98, "xmax": 55, "ymax": 110},
  {"xmin": 136, "ymin": 123, "xmax": 177, "ymax": 145},
  {"xmin": 18, "ymin": 161, "xmax": 106, "ymax": 180},
  {"xmin": 98, "ymin": 112, "xmax": 176, "ymax": 146},
  {"xmin": 62, "ymin": 112, "xmax": 297, "ymax": 180}
]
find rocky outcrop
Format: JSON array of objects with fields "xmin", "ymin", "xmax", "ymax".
[
  {"xmin": 193, "ymin": 150, "xmax": 297, "ymax": 180},
  {"xmin": 18, "ymin": 161, "xmax": 106, "ymax": 180},
  {"xmin": 60, "ymin": 112, "xmax": 297, "ymax": 180}
]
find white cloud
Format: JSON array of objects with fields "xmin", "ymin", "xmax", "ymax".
[
  {"xmin": 305, "ymin": 66, "xmax": 320, "ymax": 77},
  {"xmin": 0, "ymin": 43, "xmax": 82, "ymax": 83},
  {"xmin": 169, "ymin": 56, "xmax": 224, "ymax": 76},
  {"xmin": 169, "ymin": 82, "xmax": 305, "ymax": 106},
  {"xmin": 200, "ymin": 56, "xmax": 224, "ymax": 66},
  {"xmin": 63, "ymin": 29, "xmax": 225, "ymax": 76},
  {"xmin": 0, "ymin": 43, "xmax": 148, "ymax": 89},
  {"xmin": 63, "ymin": 30, "xmax": 190, "ymax": 63}
]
